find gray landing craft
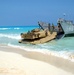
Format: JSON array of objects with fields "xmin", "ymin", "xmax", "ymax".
[{"xmin": 19, "ymin": 18, "xmax": 74, "ymax": 44}]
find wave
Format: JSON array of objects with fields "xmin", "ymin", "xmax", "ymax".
[
  {"xmin": 0, "ymin": 28, "xmax": 11, "ymax": 30},
  {"xmin": 14, "ymin": 28, "xmax": 20, "ymax": 30},
  {"xmin": 7, "ymin": 43, "xmax": 74, "ymax": 62},
  {"xmin": 0, "ymin": 34, "xmax": 21, "ymax": 40},
  {"xmin": 0, "ymin": 27, "xmax": 23, "ymax": 30}
]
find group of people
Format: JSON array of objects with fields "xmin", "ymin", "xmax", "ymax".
[
  {"xmin": 48, "ymin": 23, "xmax": 63, "ymax": 34},
  {"xmin": 38, "ymin": 21, "xmax": 63, "ymax": 35},
  {"xmin": 48, "ymin": 23, "xmax": 55, "ymax": 34}
]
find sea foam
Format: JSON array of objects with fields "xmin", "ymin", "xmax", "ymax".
[
  {"xmin": 7, "ymin": 43, "xmax": 74, "ymax": 62},
  {"xmin": 0, "ymin": 26, "xmax": 74, "ymax": 62},
  {"xmin": 0, "ymin": 34, "xmax": 21, "ymax": 40}
]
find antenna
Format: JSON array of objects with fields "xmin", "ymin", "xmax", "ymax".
[{"xmin": 63, "ymin": 13, "xmax": 66, "ymax": 19}]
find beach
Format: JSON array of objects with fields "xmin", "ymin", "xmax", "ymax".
[
  {"xmin": 0, "ymin": 0, "xmax": 74, "ymax": 75},
  {"xmin": 0, "ymin": 45, "xmax": 74, "ymax": 75}
]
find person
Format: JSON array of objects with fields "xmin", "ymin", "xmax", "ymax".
[
  {"xmin": 50, "ymin": 23, "xmax": 55, "ymax": 34},
  {"xmin": 58, "ymin": 23, "xmax": 62, "ymax": 32},
  {"xmin": 52, "ymin": 23, "xmax": 55, "ymax": 31},
  {"xmin": 48, "ymin": 23, "xmax": 50, "ymax": 31}
]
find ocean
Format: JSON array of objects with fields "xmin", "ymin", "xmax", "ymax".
[{"xmin": 0, "ymin": 26, "xmax": 74, "ymax": 61}]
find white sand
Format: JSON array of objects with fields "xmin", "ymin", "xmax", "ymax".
[{"xmin": 0, "ymin": 46, "xmax": 74, "ymax": 75}]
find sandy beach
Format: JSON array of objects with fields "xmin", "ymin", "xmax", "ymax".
[{"xmin": 0, "ymin": 45, "xmax": 74, "ymax": 75}]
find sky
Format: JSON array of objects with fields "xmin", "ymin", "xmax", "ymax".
[{"xmin": 0, "ymin": 0, "xmax": 74, "ymax": 26}]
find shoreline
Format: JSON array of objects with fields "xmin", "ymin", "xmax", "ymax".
[{"xmin": 0, "ymin": 45, "xmax": 74, "ymax": 75}]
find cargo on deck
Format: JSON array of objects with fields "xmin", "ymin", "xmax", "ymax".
[{"xmin": 19, "ymin": 18, "xmax": 74, "ymax": 44}]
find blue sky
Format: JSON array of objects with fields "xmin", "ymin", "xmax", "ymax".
[{"xmin": 0, "ymin": 0, "xmax": 74, "ymax": 26}]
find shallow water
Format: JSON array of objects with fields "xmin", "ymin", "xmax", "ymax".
[{"xmin": 0, "ymin": 26, "xmax": 74, "ymax": 61}]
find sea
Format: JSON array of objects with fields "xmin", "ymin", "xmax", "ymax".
[{"xmin": 0, "ymin": 25, "xmax": 74, "ymax": 62}]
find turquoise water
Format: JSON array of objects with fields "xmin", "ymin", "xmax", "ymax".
[{"xmin": 0, "ymin": 26, "xmax": 74, "ymax": 61}]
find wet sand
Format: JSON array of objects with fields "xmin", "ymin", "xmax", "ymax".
[{"xmin": 0, "ymin": 45, "xmax": 74, "ymax": 75}]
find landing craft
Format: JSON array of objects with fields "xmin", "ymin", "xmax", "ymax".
[
  {"xmin": 19, "ymin": 18, "xmax": 74, "ymax": 44},
  {"xmin": 57, "ymin": 18, "xmax": 74, "ymax": 37}
]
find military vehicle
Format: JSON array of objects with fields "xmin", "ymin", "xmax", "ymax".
[
  {"xmin": 19, "ymin": 18, "xmax": 74, "ymax": 44},
  {"xmin": 19, "ymin": 22, "xmax": 57, "ymax": 44}
]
